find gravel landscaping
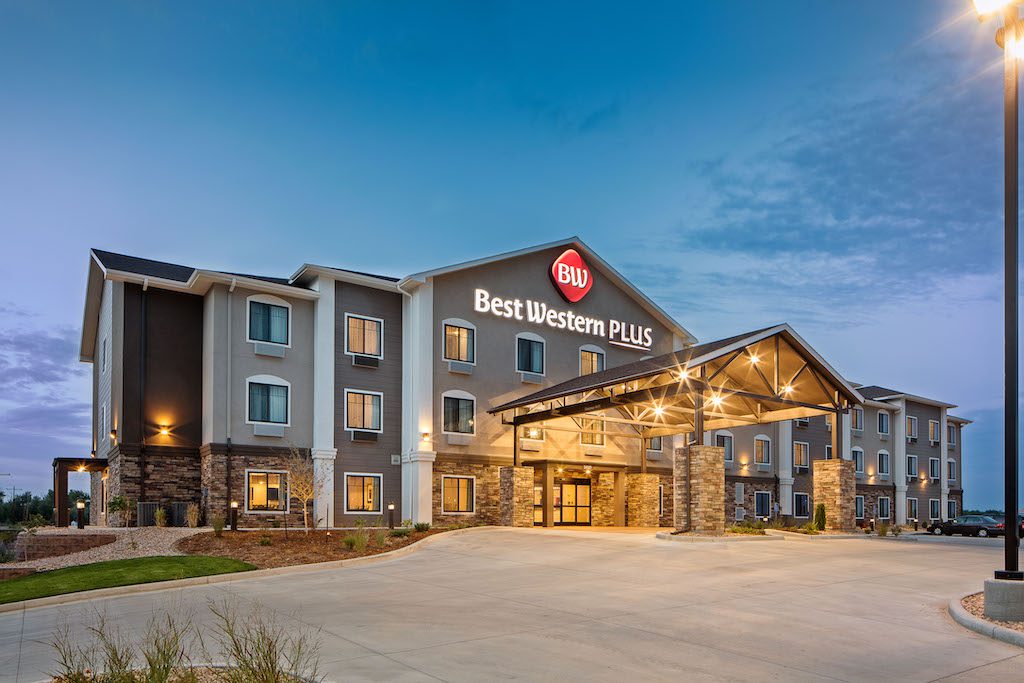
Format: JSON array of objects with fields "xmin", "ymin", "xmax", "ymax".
[
  {"xmin": 963, "ymin": 592, "xmax": 1024, "ymax": 634},
  {"xmin": 6, "ymin": 527, "xmax": 205, "ymax": 571}
]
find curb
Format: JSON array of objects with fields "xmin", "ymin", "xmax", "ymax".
[
  {"xmin": 0, "ymin": 526, "xmax": 502, "ymax": 614},
  {"xmin": 948, "ymin": 595, "xmax": 1024, "ymax": 649},
  {"xmin": 763, "ymin": 530, "xmax": 864, "ymax": 542},
  {"xmin": 655, "ymin": 532, "xmax": 782, "ymax": 543}
]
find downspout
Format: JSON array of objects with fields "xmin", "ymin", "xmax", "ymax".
[
  {"xmin": 140, "ymin": 279, "xmax": 149, "ymax": 507},
  {"xmin": 226, "ymin": 280, "xmax": 235, "ymax": 514}
]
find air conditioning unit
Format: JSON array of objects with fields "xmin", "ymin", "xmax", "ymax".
[
  {"xmin": 795, "ymin": 418, "xmax": 809, "ymax": 427},
  {"xmin": 795, "ymin": 466, "xmax": 809, "ymax": 475},
  {"xmin": 351, "ymin": 430, "xmax": 378, "ymax": 443},
  {"xmin": 907, "ymin": 475, "xmax": 917, "ymax": 482},
  {"xmin": 352, "ymin": 354, "xmax": 379, "ymax": 368}
]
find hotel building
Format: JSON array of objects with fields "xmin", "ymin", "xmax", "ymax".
[{"xmin": 66, "ymin": 238, "xmax": 968, "ymax": 531}]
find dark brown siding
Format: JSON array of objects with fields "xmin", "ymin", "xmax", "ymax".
[
  {"xmin": 333, "ymin": 281, "xmax": 404, "ymax": 524},
  {"xmin": 122, "ymin": 284, "xmax": 204, "ymax": 446}
]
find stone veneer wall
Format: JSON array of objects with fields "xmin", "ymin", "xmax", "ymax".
[
  {"xmin": 658, "ymin": 472, "xmax": 674, "ymax": 527},
  {"xmin": 432, "ymin": 461, "xmax": 503, "ymax": 526},
  {"xmin": 499, "ymin": 466, "xmax": 534, "ymax": 527},
  {"xmin": 812, "ymin": 459, "xmax": 856, "ymax": 532},
  {"xmin": 591, "ymin": 472, "xmax": 616, "ymax": 526},
  {"xmin": 626, "ymin": 473, "xmax": 660, "ymax": 527},
  {"xmin": 200, "ymin": 443, "xmax": 309, "ymax": 529},
  {"xmin": 726, "ymin": 476, "xmax": 778, "ymax": 524},
  {"xmin": 101, "ymin": 443, "xmax": 201, "ymax": 525},
  {"xmin": 675, "ymin": 445, "xmax": 726, "ymax": 534},
  {"xmin": 856, "ymin": 485, "xmax": 896, "ymax": 527}
]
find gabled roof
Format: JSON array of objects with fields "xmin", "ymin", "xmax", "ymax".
[
  {"xmin": 92, "ymin": 249, "xmax": 196, "ymax": 282},
  {"xmin": 856, "ymin": 385, "xmax": 957, "ymax": 409},
  {"xmin": 399, "ymin": 236, "xmax": 698, "ymax": 346},
  {"xmin": 288, "ymin": 263, "xmax": 402, "ymax": 291}
]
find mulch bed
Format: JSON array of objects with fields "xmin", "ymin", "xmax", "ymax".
[
  {"xmin": 174, "ymin": 527, "xmax": 454, "ymax": 569},
  {"xmin": 963, "ymin": 592, "xmax": 1024, "ymax": 634}
]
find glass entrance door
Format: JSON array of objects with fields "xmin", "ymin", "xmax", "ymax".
[{"xmin": 557, "ymin": 479, "xmax": 591, "ymax": 525}]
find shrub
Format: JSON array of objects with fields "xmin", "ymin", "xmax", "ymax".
[
  {"xmin": 259, "ymin": 534, "xmax": 273, "ymax": 547},
  {"xmin": 813, "ymin": 503, "xmax": 826, "ymax": 531},
  {"xmin": 154, "ymin": 507, "xmax": 168, "ymax": 528},
  {"xmin": 390, "ymin": 528, "xmax": 411, "ymax": 538},
  {"xmin": 354, "ymin": 518, "xmax": 366, "ymax": 529},
  {"xmin": 413, "ymin": 522, "xmax": 430, "ymax": 532},
  {"xmin": 373, "ymin": 530, "xmax": 386, "ymax": 546},
  {"xmin": 185, "ymin": 503, "xmax": 201, "ymax": 528},
  {"xmin": 342, "ymin": 535, "xmax": 358, "ymax": 550},
  {"xmin": 107, "ymin": 496, "xmax": 130, "ymax": 528},
  {"xmin": 402, "ymin": 518, "xmax": 413, "ymax": 528},
  {"xmin": 864, "ymin": 527, "xmax": 871, "ymax": 534},
  {"xmin": 352, "ymin": 534, "xmax": 368, "ymax": 552},
  {"xmin": 0, "ymin": 541, "xmax": 15, "ymax": 563},
  {"xmin": 877, "ymin": 522, "xmax": 889, "ymax": 537},
  {"xmin": 727, "ymin": 525, "xmax": 765, "ymax": 535},
  {"xmin": 209, "ymin": 600, "xmax": 321, "ymax": 683},
  {"xmin": 212, "ymin": 516, "xmax": 225, "ymax": 538},
  {"xmin": 801, "ymin": 522, "xmax": 819, "ymax": 535},
  {"xmin": 891, "ymin": 525, "xmax": 902, "ymax": 537},
  {"xmin": 22, "ymin": 513, "xmax": 50, "ymax": 529}
]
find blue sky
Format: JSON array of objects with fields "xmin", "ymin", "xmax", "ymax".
[{"xmin": 0, "ymin": 0, "xmax": 1018, "ymax": 509}]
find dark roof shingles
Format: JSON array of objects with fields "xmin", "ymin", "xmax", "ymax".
[{"xmin": 92, "ymin": 249, "xmax": 195, "ymax": 282}]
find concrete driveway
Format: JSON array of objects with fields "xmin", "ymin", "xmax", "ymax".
[{"xmin": 2, "ymin": 528, "xmax": 1022, "ymax": 682}]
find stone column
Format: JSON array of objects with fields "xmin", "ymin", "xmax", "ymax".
[
  {"xmin": 674, "ymin": 444, "xmax": 725, "ymax": 534},
  {"xmin": 812, "ymin": 459, "xmax": 856, "ymax": 532},
  {"xmin": 591, "ymin": 472, "xmax": 616, "ymax": 526},
  {"xmin": 500, "ymin": 466, "xmax": 534, "ymax": 527},
  {"xmin": 626, "ymin": 473, "xmax": 660, "ymax": 527},
  {"xmin": 613, "ymin": 471, "xmax": 626, "ymax": 526}
]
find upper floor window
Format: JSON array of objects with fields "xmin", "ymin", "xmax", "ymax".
[
  {"xmin": 443, "ymin": 322, "xmax": 475, "ymax": 363},
  {"xmin": 947, "ymin": 424, "xmax": 957, "ymax": 445},
  {"xmin": 928, "ymin": 420, "xmax": 940, "ymax": 443},
  {"xmin": 948, "ymin": 459, "xmax": 957, "ymax": 480},
  {"xmin": 248, "ymin": 296, "xmax": 290, "ymax": 346},
  {"xmin": 101, "ymin": 338, "xmax": 107, "ymax": 373},
  {"xmin": 793, "ymin": 442, "xmax": 809, "ymax": 469},
  {"xmin": 716, "ymin": 432, "xmax": 734, "ymax": 462},
  {"xmin": 851, "ymin": 407, "xmax": 864, "ymax": 431},
  {"xmin": 907, "ymin": 454, "xmax": 918, "ymax": 478},
  {"xmin": 248, "ymin": 377, "xmax": 289, "ymax": 424},
  {"xmin": 580, "ymin": 345, "xmax": 605, "ymax": 375},
  {"xmin": 247, "ymin": 471, "xmax": 287, "ymax": 512},
  {"xmin": 516, "ymin": 333, "xmax": 545, "ymax": 375},
  {"xmin": 877, "ymin": 450, "xmax": 890, "ymax": 476},
  {"xmin": 345, "ymin": 389, "xmax": 383, "ymax": 432},
  {"xmin": 443, "ymin": 391, "xmax": 476, "ymax": 435},
  {"xmin": 877, "ymin": 411, "xmax": 890, "ymax": 436},
  {"xmin": 906, "ymin": 416, "xmax": 918, "ymax": 439},
  {"xmin": 346, "ymin": 314, "xmax": 383, "ymax": 358},
  {"xmin": 929, "ymin": 457, "xmax": 941, "ymax": 480},
  {"xmin": 645, "ymin": 436, "xmax": 663, "ymax": 452},
  {"xmin": 852, "ymin": 447, "xmax": 864, "ymax": 473},
  {"xmin": 580, "ymin": 418, "xmax": 605, "ymax": 446},
  {"xmin": 755, "ymin": 436, "xmax": 771, "ymax": 465}
]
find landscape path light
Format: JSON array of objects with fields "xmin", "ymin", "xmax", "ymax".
[
  {"xmin": 76, "ymin": 499, "xmax": 86, "ymax": 530},
  {"xmin": 229, "ymin": 500, "xmax": 238, "ymax": 532}
]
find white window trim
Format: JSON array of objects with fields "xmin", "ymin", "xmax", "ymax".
[
  {"xmin": 947, "ymin": 500, "xmax": 958, "ymax": 519},
  {"xmin": 441, "ymin": 475, "xmax": 476, "ymax": 515},
  {"xmin": 855, "ymin": 495, "xmax": 865, "ymax": 519},
  {"xmin": 246, "ymin": 294, "xmax": 292, "ymax": 348},
  {"xmin": 754, "ymin": 435, "xmax": 772, "ymax": 465},
  {"xmin": 907, "ymin": 454, "xmax": 918, "ymax": 480},
  {"xmin": 906, "ymin": 416, "xmax": 918, "ymax": 439},
  {"xmin": 441, "ymin": 317, "xmax": 476, "ymax": 365},
  {"xmin": 793, "ymin": 441, "xmax": 810, "ymax": 469},
  {"xmin": 245, "ymin": 374, "xmax": 292, "ymax": 427},
  {"xmin": 852, "ymin": 447, "xmax": 864, "ymax": 473},
  {"xmin": 441, "ymin": 389, "xmax": 477, "ymax": 436},
  {"xmin": 343, "ymin": 388, "xmax": 384, "ymax": 433},
  {"xmin": 928, "ymin": 419, "xmax": 940, "ymax": 444},
  {"xmin": 928, "ymin": 457, "xmax": 941, "ymax": 481},
  {"xmin": 579, "ymin": 343, "xmax": 606, "ymax": 376},
  {"xmin": 715, "ymin": 430, "xmax": 735, "ymax": 462},
  {"xmin": 793, "ymin": 492, "xmax": 810, "ymax": 518},
  {"xmin": 754, "ymin": 490, "xmax": 772, "ymax": 518},
  {"xmin": 948, "ymin": 459, "xmax": 957, "ymax": 481},
  {"xmin": 877, "ymin": 449, "xmax": 890, "ymax": 476},
  {"xmin": 515, "ymin": 331, "xmax": 546, "ymax": 376},
  {"xmin": 344, "ymin": 312, "xmax": 385, "ymax": 360},
  {"xmin": 646, "ymin": 435, "xmax": 664, "ymax": 452},
  {"xmin": 877, "ymin": 410, "xmax": 890, "ymax": 436},
  {"xmin": 929, "ymin": 498, "xmax": 941, "ymax": 521},
  {"xmin": 948, "ymin": 425, "xmax": 957, "ymax": 446},
  {"xmin": 824, "ymin": 444, "xmax": 833, "ymax": 460},
  {"xmin": 579, "ymin": 416, "xmax": 606, "ymax": 448},
  {"xmin": 852, "ymin": 407, "xmax": 864, "ymax": 432},
  {"xmin": 907, "ymin": 497, "xmax": 919, "ymax": 521},
  {"xmin": 244, "ymin": 468, "xmax": 290, "ymax": 515},
  {"xmin": 343, "ymin": 472, "xmax": 383, "ymax": 514},
  {"xmin": 101, "ymin": 338, "xmax": 107, "ymax": 373},
  {"xmin": 877, "ymin": 496, "xmax": 891, "ymax": 520}
]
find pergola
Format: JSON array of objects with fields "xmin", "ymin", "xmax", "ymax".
[
  {"xmin": 53, "ymin": 457, "xmax": 107, "ymax": 527},
  {"xmin": 490, "ymin": 324, "xmax": 865, "ymax": 468}
]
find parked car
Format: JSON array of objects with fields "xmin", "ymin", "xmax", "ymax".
[
  {"xmin": 988, "ymin": 514, "xmax": 1024, "ymax": 536},
  {"xmin": 928, "ymin": 515, "xmax": 1004, "ymax": 537}
]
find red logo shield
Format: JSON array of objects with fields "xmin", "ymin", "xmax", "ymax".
[{"xmin": 550, "ymin": 249, "xmax": 593, "ymax": 303}]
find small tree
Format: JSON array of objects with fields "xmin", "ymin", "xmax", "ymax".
[
  {"xmin": 286, "ymin": 447, "xmax": 326, "ymax": 533},
  {"xmin": 107, "ymin": 496, "xmax": 131, "ymax": 528},
  {"xmin": 813, "ymin": 503, "xmax": 826, "ymax": 531}
]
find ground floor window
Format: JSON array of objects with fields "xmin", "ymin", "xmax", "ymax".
[
  {"xmin": 754, "ymin": 490, "xmax": 771, "ymax": 518},
  {"xmin": 947, "ymin": 500, "xmax": 957, "ymax": 519},
  {"xmin": 442, "ymin": 476, "xmax": 474, "ymax": 513},
  {"xmin": 877, "ymin": 496, "xmax": 891, "ymax": 520},
  {"xmin": 907, "ymin": 497, "xmax": 918, "ymax": 522},
  {"xmin": 929, "ymin": 498, "xmax": 941, "ymax": 521},
  {"xmin": 345, "ymin": 473, "xmax": 382, "ymax": 513},
  {"xmin": 794, "ymin": 492, "xmax": 809, "ymax": 518},
  {"xmin": 855, "ymin": 495, "xmax": 865, "ymax": 520},
  {"xmin": 247, "ymin": 471, "xmax": 288, "ymax": 512}
]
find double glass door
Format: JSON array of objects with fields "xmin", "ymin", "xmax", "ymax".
[{"xmin": 534, "ymin": 479, "xmax": 592, "ymax": 525}]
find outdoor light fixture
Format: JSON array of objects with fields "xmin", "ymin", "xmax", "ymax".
[
  {"xmin": 76, "ymin": 500, "xmax": 85, "ymax": 509},
  {"xmin": 710, "ymin": 394, "xmax": 723, "ymax": 408},
  {"xmin": 782, "ymin": 385, "xmax": 793, "ymax": 395},
  {"xmin": 749, "ymin": 355, "xmax": 760, "ymax": 364},
  {"xmin": 653, "ymin": 406, "xmax": 664, "ymax": 417},
  {"xmin": 109, "ymin": 428, "xmax": 117, "ymax": 440},
  {"xmin": 229, "ymin": 500, "xmax": 239, "ymax": 531},
  {"xmin": 90, "ymin": 449, "xmax": 95, "ymax": 457},
  {"xmin": 421, "ymin": 432, "xmax": 430, "ymax": 443},
  {"xmin": 387, "ymin": 502, "xmax": 396, "ymax": 529},
  {"xmin": 76, "ymin": 500, "xmax": 86, "ymax": 529},
  {"xmin": 974, "ymin": 0, "xmax": 1019, "ymax": 17},
  {"xmin": 77, "ymin": 465, "xmax": 85, "ymax": 472},
  {"xmin": 159, "ymin": 426, "xmax": 170, "ymax": 436}
]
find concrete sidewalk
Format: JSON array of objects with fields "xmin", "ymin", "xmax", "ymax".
[{"xmin": 2, "ymin": 528, "xmax": 1021, "ymax": 682}]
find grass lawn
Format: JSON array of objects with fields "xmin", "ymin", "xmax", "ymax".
[{"xmin": 0, "ymin": 555, "xmax": 255, "ymax": 604}]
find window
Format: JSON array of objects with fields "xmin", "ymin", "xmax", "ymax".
[
  {"xmin": 443, "ymin": 323, "xmax": 475, "ymax": 363},
  {"xmin": 824, "ymin": 414, "xmax": 831, "ymax": 431},
  {"xmin": 877, "ymin": 411, "xmax": 890, "ymax": 435},
  {"xmin": 852, "ymin": 407, "xmax": 864, "ymax": 431},
  {"xmin": 907, "ymin": 497, "xmax": 919, "ymax": 522},
  {"xmin": 929, "ymin": 498, "xmax": 941, "ymax": 521},
  {"xmin": 645, "ymin": 436, "xmax": 663, "ymax": 451},
  {"xmin": 929, "ymin": 457, "xmax": 941, "ymax": 481},
  {"xmin": 906, "ymin": 416, "xmax": 918, "ymax": 439},
  {"xmin": 907, "ymin": 455, "xmax": 918, "ymax": 480},
  {"xmin": 855, "ymin": 495, "xmax": 865, "ymax": 520},
  {"xmin": 345, "ymin": 390, "xmax": 382, "ymax": 432},
  {"xmin": 346, "ymin": 314, "xmax": 383, "ymax": 358},
  {"xmin": 947, "ymin": 500, "xmax": 957, "ymax": 519},
  {"xmin": 794, "ymin": 417, "xmax": 809, "ymax": 427},
  {"xmin": 658, "ymin": 485, "xmax": 665, "ymax": 516},
  {"xmin": 947, "ymin": 424, "xmax": 957, "ymax": 445},
  {"xmin": 852, "ymin": 448, "xmax": 864, "ymax": 473},
  {"xmin": 793, "ymin": 442, "xmax": 809, "ymax": 470},
  {"xmin": 878, "ymin": 496, "xmax": 891, "ymax": 520},
  {"xmin": 716, "ymin": 432, "xmax": 734, "ymax": 462},
  {"xmin": 516, "ymin": 335, "xmax": 545, "ymax": 374},
  {"xmin": 948, "ymin": 460, "xmax": 957, "ymax": 481},
  {"xmin": 247, "ymin": 471, "xmax": 287, "ymax": 512},
  {"xmin": 794, "ymin": 493, "xmax": 810, "ymax": 518},
  {"xmin": 442, "ymin": 393, "xmax": 476, "ymax": 434},
  {"xmin": 580, "ymin": 418, "xmax": 605, "ymax": 446},
  {"xmin": 929, "ymin": 420, "xmax": 940, "ymax": 443},
  {"xmin": 754, "ymin": 491, "xmax": 772, "ymax": 518},
  {"xmin": 248, "ymin": 298, "xmax": 289, "ymax": 345},
  {"xmin": 754, "ymin": 436, "xmax": 771, "ymax": 465},
  {"xmin": 248, "ymin": 379, "xmax": 289, "ymax": 424},
  {"xmin": 579, "ymin": 346, "xmax": 605, "ymax": 375},
  {"xmin": 877, "ymin": 450, "xmax": 890, "ymax": 476},
  {"xmin": 101, "ymin": 338, "xmax": 107, "ymax": 373},
  {"xmin": 442, "ymin": 476, "xmax": 474, "ymax": 513},
  {"xmin": 824, "ymin": 445, "xmax": 833, "ymax": 460},
  {"xmin": 100, "ymin": 404, "xmax": 106, "ymax": 441},
  {"xmin": 345, "ymin": 473, "xmax": 382, "ymax": 513}
]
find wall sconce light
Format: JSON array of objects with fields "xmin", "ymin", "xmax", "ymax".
[
  {"xmin": 77, "ymin": 465, "xmax": 86, "ymax": 473},
  {"xmin": 90, "ymin": 449, "xmax": 96, "ymax": 457},
  {"xmin": 421, "ymin": 432, "xmax": 430, "ymax": 443},
  {"xmin": 109, "ymin": 428, "xmax": 117, "ymax": 440},
  {"xmin": 159, "ymin": 426, "xmax": 170, "ymax": 436}
]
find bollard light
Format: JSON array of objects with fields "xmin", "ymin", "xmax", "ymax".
[
  {"xmin": 76, "ymin": 500, "xmax": 86, "ymax": 529},
  {"xmin": 387, "ymin": 502, "xmax": 396, "ymax": 529},
  {"xmin": 229, "ymin": 500, "xmax": 239, "ymax": 532}
]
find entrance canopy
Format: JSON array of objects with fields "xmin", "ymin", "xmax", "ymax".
[{"xmin": 490, "ymin": 324, "xmax": 864, "ymax": 440}]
